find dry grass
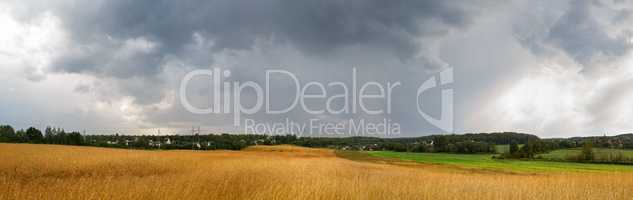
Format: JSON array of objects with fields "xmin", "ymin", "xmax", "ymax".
[{"xmin": 1, "ymin": 143, "xmax": 633, "ymax": 200}]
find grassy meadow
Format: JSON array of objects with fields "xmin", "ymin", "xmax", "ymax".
[
  {"xmin": 540, "ymin": 148, "xmax": 633, "ymax": 162},
  {"xmin": 2, "ymin": 143, "xmax": 633, "ymax": 199},
  {"xmin": 494, "ymin": 144, "xmax": 524, "ymax": 154},
  {"xmin": 363, "ymin": 151, "xmax": 633, "ymax": 173},
  {"xmin": 494, "ymin": 144, "xmax": 510, "ymax": 154}
]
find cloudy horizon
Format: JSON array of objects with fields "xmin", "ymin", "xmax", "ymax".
[{"xmin": 1, "ymin": 0, "xmax": 633, "ymax": 138}]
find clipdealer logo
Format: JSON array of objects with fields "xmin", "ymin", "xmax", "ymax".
[{"xmin": 180, "ymin": 67, "xmax": 453, "ymax": 135}]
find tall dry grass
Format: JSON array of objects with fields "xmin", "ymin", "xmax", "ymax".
[{"xmin": 1, "ymin": 143, "xmax": 632, "ymax": 200}]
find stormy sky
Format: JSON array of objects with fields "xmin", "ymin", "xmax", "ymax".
[{"xmin": 1, "ymin": 0, "xmax": 633, "ymax": 137}]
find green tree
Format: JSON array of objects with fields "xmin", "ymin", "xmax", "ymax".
[
  {"xmin": 15, "ymin": 129, "xmax": 27, "ymax": 142},
  {"xmin": 25, "ymin": 127, "xmax": 44, "ymax": 143},
  {"xmin": 0, "ymin": 125, "xmax": 16, "ymax": 142},
  {"xmin": 44, "ymin": 126, "xmax": 56, "ymax": 144},
  {"xmin": 67, "ymin": 132, "xmax": 84, "ymax": 145},
  {"xmin": 581, "ymin": 141, "xmax": 594, "ymax": 161},
  {"xmin": 520, "ymin": 139, "xmax": 536, "ymax": 158},
  {"xmin": 509, "ymin": 142, "xmax": 519, "ymax": 155},
  {"xmin": 432, "ymin": 135, "xmax": 448, "ymax": 152},
  {"xmin": 57, "ymin": 130, "xmax": 67, "ymax": 144}
]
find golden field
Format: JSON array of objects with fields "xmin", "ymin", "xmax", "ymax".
[{"xmin": 1, "ymin": 143, "xmax": 633, "ymax": 200}]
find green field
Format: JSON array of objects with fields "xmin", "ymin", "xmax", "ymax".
[
  {"xmin": 365, "ymin": 151, "xmax": 633, "ymax": 173},
  {"xmin": 540, "ymin": 148, "xmax": 633, "ymax": 161},
  {"xmin": 495, "ymin": 145, "xmax": 509, "ymax": 154},
  {"xmin": 494, "ymin": 144, "xmax": 524, "ymax": 154}
]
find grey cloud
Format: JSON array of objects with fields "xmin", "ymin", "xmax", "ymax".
[
  {"xmin": 51, "ymin": 36, "xmax": 165, "ymax": 79},
  {"xmin": 514, "ymin": 0, "xmax": 632, "ymax": 71},
  {"xmin": 586, "ymin": 78, "xmax": 633, "ymax": 126},
  {"xmin": 613, "ymin": 8, "xmax": 633, "ymax": 24},
  {"xmin": 11, "ymin": 0, "xmax": 633, "ymax": 136},
  {"xmin": 21, "ymin": 65, "xmax": 46, "ymax": 82},
  {"xmin": 547, "ymin": 0, "xmax": 630, "ymax": 67},
  {"xmin": 73, "ymin": 84, "xmax": 91, "ymax": 94},
  {"xmin": 45, "ymin": 0, "xmax": 483, "ymax": 75},
  {"xmin": 17, "ymin": 0, "xmax": 488, "ymax": 108}
]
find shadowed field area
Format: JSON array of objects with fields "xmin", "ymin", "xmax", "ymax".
[{"xmin": 2, "ymin": 143, "xmax": 633, "ymax": 200}]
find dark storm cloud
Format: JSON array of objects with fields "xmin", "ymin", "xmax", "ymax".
[
  {"xmin": 6, "ymin": 0, "xmax": 633, "ymax": 136},
  {"xmin": 52, "ymin": 37, "xmax": 164, "ymax": 79},
  {"xmin": 11, "ymin": 0, "xmax": 488, "ymax": 109},
  {"xmin": 45, "ymin": 0, "xmax": 482, "ymax": 78}
]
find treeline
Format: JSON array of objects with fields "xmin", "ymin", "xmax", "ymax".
[
  {"xmin": 0, "ymin": 124, "xmax": 580, "ymax": 155},
  {"xmin": 0, "ymin": 125, "xmax": 84, "ymax": 145},
  {"xmin": 9, "ymin": 124, "xmax": 633, "ymax": 157},
  {"xmin": 545, "ymin": 134, "xmax": 633, "ymax": 149},
  {"xmin": 309, "ymin": 132, "xmax": 542, "ymax": 154},
  {"xmin": 235, "ymin": 132, "xmax": 541, "ymax": 153},
  {"xmin": 1, "ymin": 125, "xmax": 544, "ymax": 153}
]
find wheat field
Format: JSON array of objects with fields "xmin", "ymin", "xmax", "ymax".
[{"xmin": 1, "ymin": 143, "xmax": 633, "ymax": 200}]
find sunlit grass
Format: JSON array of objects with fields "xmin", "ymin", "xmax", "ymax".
[{"xmin": 367, "ymin": 151, "xmax": 633, "ymax": 173}]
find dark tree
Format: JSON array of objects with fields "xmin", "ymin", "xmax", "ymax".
[
  {"xmin": 67, "ymin": 132, "xmax": 84, "ymax": 145},
  {"xmin": 509, "ymin": 142, "xmax": 519, "ymax": 155},
  {"xmin": 581, "ymin": 141, "xmax": 594, "ymax": 161},
  {"xmin": 25, "ymin": 127, "xmax": 44, "ymax": 143},
  {"xmin": 0, "ymin": 125, "xmax": 16, "ymax": 142},
  {"xmin": 432, "ymin": 135, "xmax": 448, "ymax": 152},
  {"xmin": 44, "ymin": 126, "xmax": 55, "ymax": 144},
  {"xmin": 520, "ymin": 140, "xmax": 535, "ymax": 158}
]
